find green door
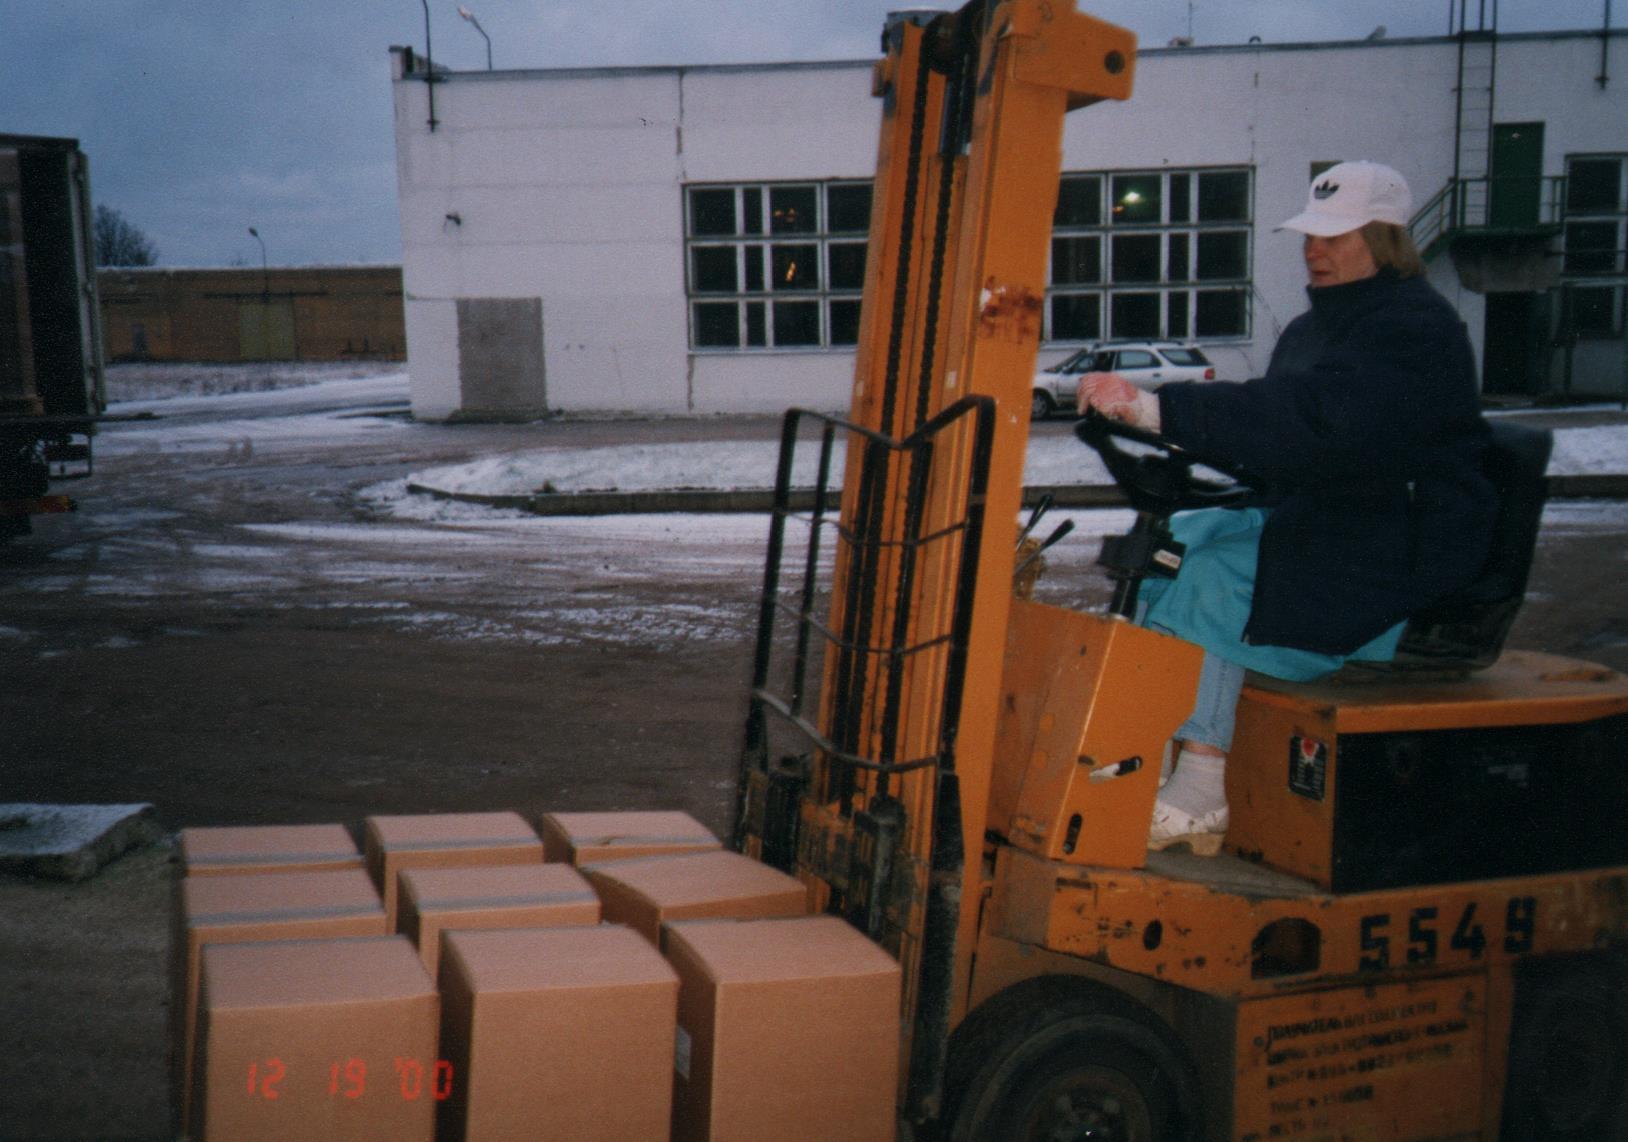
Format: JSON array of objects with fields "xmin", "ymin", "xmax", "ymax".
[
  {"xmin": 1490, "ymin": 123, "xmax": 1543, "ymax": 228},
  {"xmin": 1482, "ymin": 292, "xmax": 1540, "ymax": 396}
]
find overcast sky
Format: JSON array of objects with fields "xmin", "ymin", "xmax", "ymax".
[{"xmin": 2, "ymin": 1, "xmax": 1617, "ymax": 267}]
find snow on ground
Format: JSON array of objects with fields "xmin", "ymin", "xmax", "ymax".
[
  {"xmin": 406, "ymin": 419, "xmax": 1628, "ymax": 499},
  {"xmin": 103, "ymin": 360, "xmax": 401, "ymax": 404},
  {"xmin": 97, "ymin": 368, "xmax": 410, "ymax": 459},
  {"xmin": 1535, "ymin": 424, "xmax": 1628, "ymax": 476},
  {"xmin": 242, "ymin": 511, "xmax": 786, "ymax": 647},
  {"xmin": 51, "ymin": 367, "xmax": 1628, "ymax": 654},
  {"xmin": 98, "ymin": 366, "xmax": 1627, "ymax": 495},
  {"xmin": 404, "ymin": 437, "xmax": 1120, "ymax": 496}
]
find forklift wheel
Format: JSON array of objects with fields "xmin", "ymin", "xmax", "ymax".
[
  {"xmin": 1501, "ymin": 954, "xmax": 1628, "ymax": 1141},
  {"xmin": 943, "ymin": 977, "xmax": 1199, "ymax": 1142}
]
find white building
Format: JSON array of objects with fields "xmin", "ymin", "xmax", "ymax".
[{"xmin": 389, "ymin": 23, "xmax": 1627, "ymax": 420}]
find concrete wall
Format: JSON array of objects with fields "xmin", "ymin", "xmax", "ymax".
[
  {"xmin": 394, "ymin": 62, "xmax": 681, "ymax": 417},
  {"xmin": 98, "ymin": 266, "xmax": 404, "ymax": 363},
  {"xmin": 391, "ymin": 30, "xmax": 1628, "ymax": 418},
  {"xmin": 391, "ymin": 54, "xmax": 881, "ymax": 419},
  {"xmin": 680, "ymin": 65, "xmax": 880, "ymax": 414}
]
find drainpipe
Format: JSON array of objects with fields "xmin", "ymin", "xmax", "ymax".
[
  {"xmin": 1599, "ymin": 0, "xmax": 1614, "ymax": 88},
  {"xmin": 421, "ymin": 0, "xmax": 439, "ymax": 131},
  {"xmin": 1451, "ymin": 0, "xmax": 1466, "ymax": 230}
]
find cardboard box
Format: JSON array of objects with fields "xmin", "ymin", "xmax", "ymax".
[
  {"xmin": 176, "ymin": 869, "xmax": 387, "ymax": 1133},
  {"xmin": 582, "ymin": 850, "xmax": 807, "ymax": 946},
  {"xmin": 398, "ymin": 863, "xmax": 601, "ymax": 981},
  {"xmin": 438, "ymin": 925, "xmax": 678, "ymax": 1141},
  {"xmin": 664, "ymin": 916, "xmax": 900, "ymax": 1142},
  {"xmin": 362, "ymin": 812, "xmax": 543, "ymax": 929},
  {"xmin": 541, "ymin": 809, "xmax": 720, "ymax": 865},
  {"xmin": 191, "ymin": 936, "xmax": 438, "ymax": 1141},
  {"xmin": 179, "ymin": 823, "xmax": 363, "ymax": 877}
]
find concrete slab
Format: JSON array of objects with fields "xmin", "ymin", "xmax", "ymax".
[{"xmin": 0, "ymin": 803, "xmax": 165, "ymax": 881}]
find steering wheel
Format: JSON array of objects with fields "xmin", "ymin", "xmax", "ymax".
[{"xmin": 1073, "ymin": 408, "xmax": 1260, "ymax": 516}]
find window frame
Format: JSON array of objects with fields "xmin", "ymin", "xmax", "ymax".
[
  {"xmin": 1046, "ymin": 166, "xmax": 1254, "ymax": 344},
  {"xmin": 684, "ymin": 180, "xmax": 873, "ymax": 352},
  {"xmin": 1561, "ymin": 154, "xmax": 1628, "ymax": 340}
]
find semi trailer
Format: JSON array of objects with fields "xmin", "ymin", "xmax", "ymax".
[{"xmin": 0, "ymin": 132, "xmax": 102, "ymax": 540}]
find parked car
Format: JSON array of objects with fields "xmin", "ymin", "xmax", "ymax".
[{"xmin": 1030, "ymin": 340, "xmax": 1217, "ymax": 418}]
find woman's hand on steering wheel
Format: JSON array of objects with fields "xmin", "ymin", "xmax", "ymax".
[
  {"xmin": 1074, "ymin": 407, "xmax": 1262, "ymax": 513},
  {"xmin": 1077, "ymin": 371, "xmax": 1160, "ymax": 431}
]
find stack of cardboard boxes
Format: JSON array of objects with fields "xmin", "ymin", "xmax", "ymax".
[{"xmin": 172, "ymin": 809, "xmax": 900, "ymax": 1141}]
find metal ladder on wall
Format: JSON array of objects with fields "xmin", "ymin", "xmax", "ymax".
[{"xmin": 1451, "ymin": 0, "xmax": 1499, "ymax": 229}]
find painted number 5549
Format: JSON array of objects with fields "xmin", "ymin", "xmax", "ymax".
[{"xmin": 1357, "ymin": 897, "xmax": 1536, "ymax": 972}]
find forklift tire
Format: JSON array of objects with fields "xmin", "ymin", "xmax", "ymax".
[
  {"xmin": 942, "ymin": 976, "xmax": 1200, "ymax": 1142},
  {"xmin": 1500, "ymin": 953, "xmax": 1628, "ymax": 1141}
]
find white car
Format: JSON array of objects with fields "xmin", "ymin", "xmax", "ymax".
[{"xmin": 1030, "ymin": 341, "xmax": 1218, "ymax": 418}]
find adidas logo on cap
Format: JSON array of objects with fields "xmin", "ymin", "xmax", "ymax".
[{"xmin": 1279, "ymin": 161, "xmax": 1411, "ymax": 237}]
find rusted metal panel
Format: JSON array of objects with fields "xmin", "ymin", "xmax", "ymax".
[
  {"xmin": 1234, "ymin": 976, "xmax": 1485, "ymax": 1141},
  {"xmin": 993, "ymin": 845, "xmax": 1628, "ymax": 1002},
  {"xmin": 993, "ymin": 599, "xmax": 1202, "ymax": 869},
  {"xmin": 1241, "ymin": 650, "xmax": 1628, "ymax": 735},
  {"xmin": 1228, "ymin": 654, "xmax": 1628, "ymax": 891}
]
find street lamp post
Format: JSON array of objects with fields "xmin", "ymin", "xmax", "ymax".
[
  {"xmin": 247, "ymin": 227, "xmax": 269, "ymax": 299},
  {"xmin": 458, "ymin": 6, "xmax": 492, "ymax": 71}
]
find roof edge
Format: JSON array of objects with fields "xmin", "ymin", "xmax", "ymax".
[{"xmin": 386, "ymin": 26, "xmax": 1627, "ymax": 82}]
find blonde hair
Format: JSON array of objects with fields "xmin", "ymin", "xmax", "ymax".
[{"xmin": 1359, "ymin": 221, "xmax": 1426, "ymax": 279}]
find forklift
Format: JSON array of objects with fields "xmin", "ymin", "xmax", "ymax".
[{"xmin": 732, "ymin": 2, "xmax": 1628, "ymax": 1138}]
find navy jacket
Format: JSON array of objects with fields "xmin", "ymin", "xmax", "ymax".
[{"xmin": 1156, "ymin": 270, "xmax": 1497, "ymax": 655}]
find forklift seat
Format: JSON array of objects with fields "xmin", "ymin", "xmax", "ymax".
[{"xmin": 1371, "ymin": 420, "xmax": 1554, "ymax": 673}]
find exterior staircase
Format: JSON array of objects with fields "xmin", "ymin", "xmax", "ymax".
[{"xmin": 1409, "ymin": 3, "xmax": 1564, "ymax": 293}]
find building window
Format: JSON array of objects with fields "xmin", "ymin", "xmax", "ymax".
[
  {"xmin": 685, "ymin": 181, "xmax": 872, "ymax": 350},
  {"xmin": 1046, "ymin": 167, "xmax": 1253, "ymax": 342},
  {"xmin": 1569, "ymin": 285, "xmax": 1624, "ymax": 337},
  {"xmin": 1562, "ymin": 155, "xmax": 1627, "ymax": 339}
]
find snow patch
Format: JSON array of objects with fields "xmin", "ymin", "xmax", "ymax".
[
  {"xmin": 105, "ymin": 361, "xmax": 403, "ymax": 405},
  {"xmin": 402, "ymin": 423, "xmax": 1626, "ymax": 501}
]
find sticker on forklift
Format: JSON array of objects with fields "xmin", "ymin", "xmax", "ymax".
[
  {"xmin": 1288, "ymin": 735, "xmax": 1327, "ymax": 801},
  {"xmin": 1234, "ymin": 976, "xmax": 1482, "ymax": 1141}
]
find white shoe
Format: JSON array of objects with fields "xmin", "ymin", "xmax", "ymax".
[{"xmin": 1148, "ymin": 799, "xmax": 1228, "ymax": 855}]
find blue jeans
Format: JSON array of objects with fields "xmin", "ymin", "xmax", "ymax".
[
  {"xmin": 1175, "ymin": 651, "xmax": 1246, "ymax": 752},
  {"xmin": 1135, "ymin": 595, "xmax": 1246, "ymax": 752}
]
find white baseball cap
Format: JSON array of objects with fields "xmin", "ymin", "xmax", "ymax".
[{"xmin": 1278, "ymin": 161, "xmax": 1412, "ymax": 236}]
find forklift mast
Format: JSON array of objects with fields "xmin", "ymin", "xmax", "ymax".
[{"xmin": 734, "ymin": 0, "xmax": 1135, "ymax": 1120}]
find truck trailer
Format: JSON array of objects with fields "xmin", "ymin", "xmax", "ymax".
[{"xmin": 0, "ymin": 132, "xmax": 103, "ymax": 540}]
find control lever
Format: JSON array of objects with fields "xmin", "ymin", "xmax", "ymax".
[
  {"xmin": 1013, "ymin": 518, "xmax": 1075, "ymax": 582},
  {"xmin": 1015, "ymin": 492, "xmax": 1054, "ymax": 548}
]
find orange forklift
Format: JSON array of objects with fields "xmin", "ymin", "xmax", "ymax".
[{"xmin": 731, "ymin": 2, "xmax": 1628, "ymax": 1138}]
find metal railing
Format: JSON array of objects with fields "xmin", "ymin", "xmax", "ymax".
[{"xmin": 1410, "ymin": 175, "xmax": 1569, "ymax": 253}]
